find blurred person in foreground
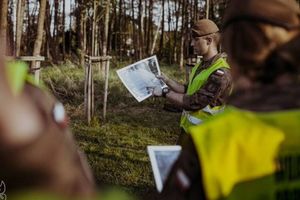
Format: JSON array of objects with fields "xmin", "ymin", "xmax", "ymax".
[
  {"xmin": 0, "ymin": 51, "xmax": 133, "ymax": 200},
  {"xmin": 160, "ymin": 0, "xmax": 300, "ymax": 199},
  {"xmin": 0, "ymin": 50, "xmax": 95, "ymax": 198},
  {"xmin": 149, "ymin": 19, "xmax": 232, "ymax": 139}
]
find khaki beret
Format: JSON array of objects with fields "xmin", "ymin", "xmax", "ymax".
[
  {"xmin": 223, "ymin": 0, "xmax": 300, "ymax": 30},
  {"xmin": 192, "ymin": 19, "xmax": 220, "ymax": 37}
]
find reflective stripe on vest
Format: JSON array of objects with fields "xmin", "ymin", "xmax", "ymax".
[
  {"xmin": 180, "ymin": 57, "xmax": 230, "ymax": 133},
  {"xmin": 189, "ymin": 107, "xmax": 300, "ymax": 200}
]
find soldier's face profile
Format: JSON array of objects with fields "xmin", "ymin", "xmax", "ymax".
[{"xmin": 191, "ymin": 36, "xmax": 209, "ymax": 56}]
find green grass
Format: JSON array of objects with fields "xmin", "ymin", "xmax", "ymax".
[{"xmin": 41, "ymin": 60, "xmax": 185, "ymax": 199}]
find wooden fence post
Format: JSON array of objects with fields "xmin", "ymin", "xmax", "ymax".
[
  {"xmin": 103, "ymin": 59, "xmax": 110, "ymax": 121},
  {"xmin": 84, "ymin": 55, "xmax": 111, "ymax": 124},
  {"xmin": 84, "ymin": 56, "xmax": 93, "ymax": 124}
]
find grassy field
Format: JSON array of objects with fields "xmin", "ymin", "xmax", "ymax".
[{"xmin": 41, "ymin": 60, "xmax": 185, "ymax": 199}]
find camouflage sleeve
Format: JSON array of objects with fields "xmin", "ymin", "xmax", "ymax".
[
  {"xmin": 184, "ymin": 84, "xmax": 188, "ymax": 93},
  {"xmin": 182, "ymin": 68, "xmax": 232, "ymax": 111},
  {"xmin": 160, "ymin": 135, "xmax": 206, "ymax": 200}
]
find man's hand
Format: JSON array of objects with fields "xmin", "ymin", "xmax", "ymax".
[
  {"xmin": 156, "ymin": 73, "xmax": 170, "ymax": 84},
  {"xmin": 147, "ymin": 86, "xmax": 163, "ymax": 97}
]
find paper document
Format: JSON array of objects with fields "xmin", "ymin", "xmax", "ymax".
[{"xmin": 117, "ymin": 56, "xmax": 167, "ymax": 102}]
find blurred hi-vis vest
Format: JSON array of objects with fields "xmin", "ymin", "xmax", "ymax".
[
  {"xmin": 180, "ymin": 57, "xmax": 230, "ymax": 133},
  {"xmin": 6, "ymin": 61, "xmax": 44, "ymax": 96},
  {"xmin": 190, "ymin": 107, "xmax": 300, "ymax": 200}
]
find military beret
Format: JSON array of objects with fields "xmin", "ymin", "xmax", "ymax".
[
  {"xmin": 191, "ymin": 19, "xmax": 220, "ymax": 37},
  {"xmin": 223, "ymin": 0, "xmax": 300, "ymax": 30}
]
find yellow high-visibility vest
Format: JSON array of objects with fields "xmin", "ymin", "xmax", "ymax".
[
  {"xmin": 190, "ymin": 107, "xmax": 300, "ymax": 200},
  {"xmin": 180, "ymin": 57, "xmax": 230, "ymax": 133},
  {"xmin": 5, "ymin": 61, "xmax": 45, "ymax": 96}
]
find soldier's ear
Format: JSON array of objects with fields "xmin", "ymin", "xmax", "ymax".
[{"xmin": 206, "ymin": 37, "xmax": 212, "ymax": 45}]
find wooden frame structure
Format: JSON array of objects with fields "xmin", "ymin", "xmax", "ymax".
[
  {"xmin": 19, "ymin": 56, "xmax": 45, "ymax": 83},
  {"xmin": 84, "ymin": 55, "xmax": 112, "ymax": 124},
  {"xmin": 5, "ymin": 56, "xmax": 45, "ymax": 83}
]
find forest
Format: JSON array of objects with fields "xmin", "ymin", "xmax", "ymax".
[
  {"xmin": 0, "ymin": 0, "xmax": 234, "ymax": 67},
  {"xmin": 1, "ymin": 0, "xmax": 300, "ymax": 199}
]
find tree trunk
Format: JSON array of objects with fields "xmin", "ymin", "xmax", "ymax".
[
  {"xmin": 62, "ymin": 0, "xmax": 66, "ymax": 59},
  {"xmin": 16, "ymin": 0, "xmax": 25, "ymax": 56},
  {"xmin": 68, "ymin": 0, "xmax": 72, "ymax": 55},
  {"xmin": 44, "ymin": 1, "xmax": 51, "ymax": 59},
  {"xmin": 206, "ymin": 0, "xmax": 210, "ymax": 19},
  {"xmin": 7, "ymin": 0, "xmax": 14, "ymax": 55},
  {"xmin": 0, "ymin": 0, "xmax": 8, "ymax": 54},
  {"xmin": 107, "ymin": 0, "xmax": 115, "ymax": 53},
  {"xmin": 118, "ymin": 0, "xmax": 123, "ymax": 57},
  {"xmin": 54, "ymin": 0, "xmax": 59, "ymax": 59},
  {"xmin": 79, "ymin": 1, "xmax": 86, "ymax": 67},
  {"xmin": 173, "ymin": 0, "xmax": 180, "ymax": 63},
  {"xmin": 102, "ymin": 0, "xmax": 110, "ymax": 56},
  {"xmin": 151, "ymin": 8, "xmax": 162, "ymax": 55},
  {"xmin": 138, "ymin": 0, "xmax": 144, "ymax": 59},
  {"xmin": 179, "ymin": 0, "xmax": 186, "ymax": 70},
  {"xmin": 159, "ymin": 0, "xmax": 165, "ymax": 57},
  {"xmin": 31, "ymin": 0, "xmax": 47, "ymax": 68},
  {"xmin": 167, "ymin": 0, "xmax": 171, "ymax": 63},
  {"xmin": 92, "ymin": 0, "xmax": 97, "ymax": 56},
  {"xmin": 146, "ymin": 0, "xmax": 153, "ymax": 55},
  {"xmin": 131, "ymin": 0, "xmax": 137, "ymax": 59}
]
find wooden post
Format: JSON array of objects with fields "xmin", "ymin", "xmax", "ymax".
[
  {"xmin": 91, "ymin": 60, "xmax": 95, "ymax": 118},
  {"xmin": 88, "ymin": 59, "xmax": 93, "ymax": 124},
  {"xmin": 84, "ymin": 55, "xmax": 111, "ymax": 124},
  {"xmin": 84, "ymin": 56, "xmax": 93, "ymax": 124},
  {"xmin": 34, "ymin": 61, "xmax": 41, "ymax": 84},
  {"xmin": 84, "ymin": 60, "xmax": 88, "ymax": 122},
  {"xmin": 103, "ymin": 59, "xmax": 110, "ymax": 121}
]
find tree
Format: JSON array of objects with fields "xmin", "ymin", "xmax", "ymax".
[
  {"xmin": 206, "ymin": 0, "xmax": 210, "ymax": 19},
  {"xmin": 16, "ymin": 0, "xmax": 25, "ymax": 56},
  {"xmin": 102, "ymin": 0, "xmax": 111, "ymax": 56},
  {"xmin": 0, "ymin": 0, "xmax": 8, "ymax": 54},
  {"xmin": 159, "ymin": 0, "xmax": 165, "ymax": 57},
  {"xmin": 31, "ymin": 0, "xmax": 47, "ymax": 68}
]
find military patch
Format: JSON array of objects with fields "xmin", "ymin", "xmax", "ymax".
[{"xmin": 215, "ymin": 69, "xmax": 225, "ymax": 76}]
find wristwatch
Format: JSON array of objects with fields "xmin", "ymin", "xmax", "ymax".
[{"xmin": 162, "ymin": 87, "xmax": 170, "ymax": 98}]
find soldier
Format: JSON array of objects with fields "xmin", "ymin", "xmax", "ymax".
[
  {"xmin": 150, "ymin": 19, "xmax": 232, "ymax": 137},
  {"xmin": 161, "ymin": 0, "xmax": 300, "ymax": 199},
  {"xmin": 0, "ymin": 55, "xmax": 95, "ymax": 198}
]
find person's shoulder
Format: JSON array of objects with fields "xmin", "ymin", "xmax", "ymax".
[
  {"xmin": 213, "ymin": 52, "xmax": 227, "ymax": 62},
  {"xmin": 211, "ymin": 53, "xmax": 230, "ymax": 70},
  {"xmin": 210, "ymin": 67, "xmax": 231, "ymax": 82}
]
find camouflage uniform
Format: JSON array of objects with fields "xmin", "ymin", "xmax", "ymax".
[{"xmin": 182, "ymin": 53, "xmax": 232, "ymax": 111}]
